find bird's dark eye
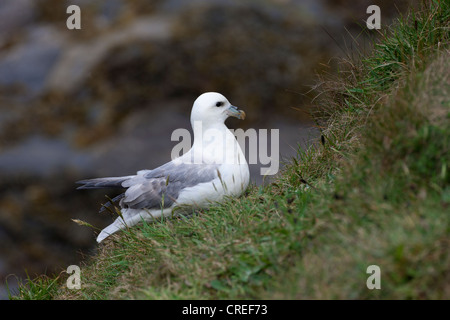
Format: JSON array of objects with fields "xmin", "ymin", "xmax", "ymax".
[{"xmin": 215, "ymin": 101, "xmax": 224, "ymax": 107}]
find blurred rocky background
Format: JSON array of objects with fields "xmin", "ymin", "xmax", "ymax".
[{"xmin": 0, "ymin": 0, "xmax": 415, "ymax": 298}]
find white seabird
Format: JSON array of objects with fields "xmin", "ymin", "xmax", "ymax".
[{"xmin": 77, "ymin": 92, "xmax": 250, "ymax": 243}]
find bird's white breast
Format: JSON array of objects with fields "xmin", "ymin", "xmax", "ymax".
[{"xmin": 176, "ymin": 127, "xmax": 249, "ymax": 207}]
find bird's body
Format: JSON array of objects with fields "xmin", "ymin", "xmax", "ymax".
[{"xmin": 77, "ymin": 92, "xmax": 250, "ymax": 242}]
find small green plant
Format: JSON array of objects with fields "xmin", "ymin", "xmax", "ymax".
[{"xmin": 8, "ymin": 272, "xmax": 61, "ymax": 300}]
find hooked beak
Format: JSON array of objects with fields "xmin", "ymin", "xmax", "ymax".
[{"xmin": 225, "ymin": 105, "xmax": 246, "ymax": 120}]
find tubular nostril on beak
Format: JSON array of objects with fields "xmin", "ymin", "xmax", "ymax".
[{"xmin": 226, "ymin": 105, "xmax": 246, "ymax": 120}]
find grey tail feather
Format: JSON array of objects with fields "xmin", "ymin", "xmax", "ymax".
[
  {"xmin": 76, "ymin": 176, "xmax": 132, "ymax": 190},
  {"xmin": 100, "ymin": 193, "xmax": 125, "ymax": 213}
]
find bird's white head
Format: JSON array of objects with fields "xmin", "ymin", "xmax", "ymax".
[{"xmin": 190, "ymin": 92, "xmax": 245, "ymax": 128}]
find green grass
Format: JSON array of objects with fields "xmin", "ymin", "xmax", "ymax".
[
  {"xmin": 11, "ymin": 0, "xmax": 449, "ymax": 299},
  {"xmin": 8, "ymin": 272, "xmax": 61, "ymax": 300}
]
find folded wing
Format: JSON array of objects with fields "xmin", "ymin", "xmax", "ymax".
[{"xmin": 76, "ymin": 161, "xmax": 219, "ymax": 211}]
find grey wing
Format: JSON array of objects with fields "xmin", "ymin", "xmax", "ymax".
[
  {"xmin": 76, "ymin": 176, "xmax": 133, "ymax": 189},
  {"xmin": 121, "ymin": 161, "xmax": 219, "ymax": 210}
]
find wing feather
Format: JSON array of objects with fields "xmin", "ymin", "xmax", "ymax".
[{"xmin": 121, "ymin": 162, "xmax": 218, "ymax": 210}]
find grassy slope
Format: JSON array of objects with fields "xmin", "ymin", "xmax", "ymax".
[{"xmin": 14, "ymin": 1, "xmax": 449, "ymax": 300}]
